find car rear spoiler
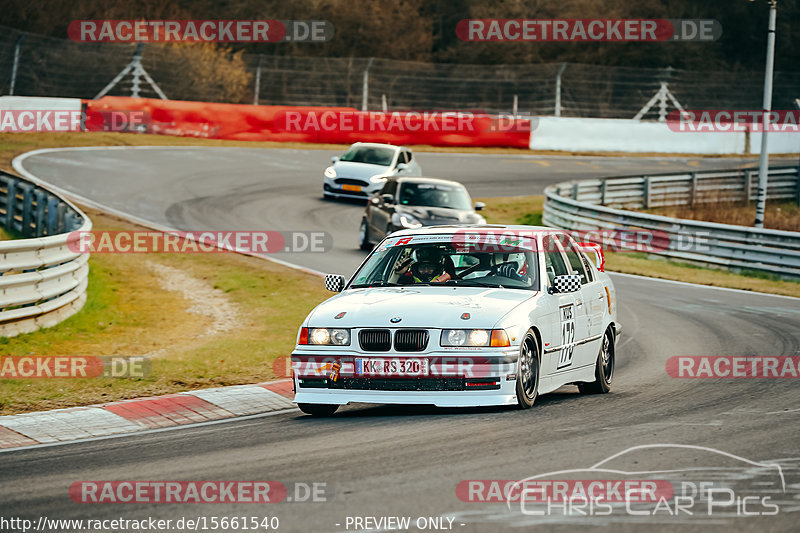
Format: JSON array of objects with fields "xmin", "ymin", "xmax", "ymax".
[{"xmin": 578, "ymin": 242, "xmax": 605, "ymax": 272}]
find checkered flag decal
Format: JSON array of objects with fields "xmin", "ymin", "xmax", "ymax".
[
  {"xmin": 553, "ymin": 274, "xmax": 581, "ymax": 293},
  {"xmin": 325, "ymin": 274, "xmax": 345, "ymax": 292}
]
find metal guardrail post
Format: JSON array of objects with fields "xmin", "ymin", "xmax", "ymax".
[
  {"xmin": 34, "ymin": 189, "xmax": 46, "ymax": 237},
  {"xmin": 643, "ymin": 176, "xmax": 651, "ymax": 208},
  {"xmin": 796, "ymin": 165, "xmax": 800, "ymax": 206},
  {"xmin": 572, "ymin": 182, "xmax": 579, "ymax": 200},
  {"xmin": 746, "ymin": 170, "xmax": 753, "ymax": 203},
  {"xmin": 689, "ymin": 172, "xmax": 697, "ymax": 206},
  {"xmin": 600, "ymin": 180, "xmax": 607, "ymax": 205},
  {"xmin": 5, "ymin": 180, "xmax": 17, "ymax": 231},
  {"xmin": 21, "ymin": 184, "xmax": 33, "ymax": 233},
  {"xmin": 46, "ymin": 196, "xmax": 58, "ymax": 235}
]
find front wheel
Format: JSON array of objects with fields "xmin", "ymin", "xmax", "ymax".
[
  {"xmin": 298, "ymin": 403, "xmax": 339, "ymax": 416},
  {"xmin": 578, "ymin": 328, "xmax": 614, "ymax": 394},
  {"xmin": 516, "ymin": 332, "xmax": 540, "ymax": 409},
  {"xmin": 358, "ymin": 219, "xmax": 371, "ymax": 250}
]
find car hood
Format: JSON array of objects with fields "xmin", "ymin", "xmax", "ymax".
[
  {"xmin": 332, "ymin": 161, "xmax": 392, "ymax": 179},
  {"xmin": 306, "ymin": 286, "xmax": 537, "ymax": 329},
  {"xmin": 398, "ymin": 205, "xmax": 484, "ymax": 225}
]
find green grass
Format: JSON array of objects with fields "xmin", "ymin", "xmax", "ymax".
[{"xmin": 0, "ymin": 209, "xmax": 329, "ymax": 414}]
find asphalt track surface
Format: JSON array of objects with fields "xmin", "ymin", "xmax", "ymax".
[{"xmin": 2, "ymin": 147, "xmax": 799, "ymax": 532}]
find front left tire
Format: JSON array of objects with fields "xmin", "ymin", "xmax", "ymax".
[
  {"xmin": 516, "ymin": 331, "xmax": 540, "ymax": 409},
  {"xmin": 358, "ymin": 218, "xmax": 372, "ymax": 250}
]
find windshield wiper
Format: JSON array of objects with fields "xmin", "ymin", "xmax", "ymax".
[
  {"xmin": 350, "ymin": 281, "xmax": 397, "ymax": 288},
  {"xmin": 446, "ymin": 279, "xmax": 506, "ymax": 289}
]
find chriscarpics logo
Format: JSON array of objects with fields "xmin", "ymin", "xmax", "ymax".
[{"xmin": 450, "ymin": 444, "xmax": 792, "ymax": 526}]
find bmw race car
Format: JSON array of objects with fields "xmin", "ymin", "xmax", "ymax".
[
  {"xmin": 322, "ymin": 142, "xmax": 422, "ymax": 200},
  {"xmin": 291, "ymin": 225, "xmax": 620, "ymax": 416}
]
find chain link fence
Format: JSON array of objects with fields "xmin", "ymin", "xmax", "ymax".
[{"xmin": 2, "ymin": 24, "xmax": 799, "ymax": 119}]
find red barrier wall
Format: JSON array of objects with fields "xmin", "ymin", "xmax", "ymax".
[{"xmin": 83, "ymin": 97, "xmax": 530, "ymax": 148}]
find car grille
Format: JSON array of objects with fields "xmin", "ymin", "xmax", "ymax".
[
  {"xmin": 394, "ymin": 329, "xmax": 429, "ymax": 352},
  {"xmin": 334, "ymin": 178, "xmax": 369, "ymax": 186},
  {"xmin": 359, "ymin": 329, "xmax": 391, "ymax": 351}
]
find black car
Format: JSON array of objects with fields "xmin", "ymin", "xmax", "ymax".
[{"xmin": 358, "ymin": 177, "xmax": 486, "ymax": 250}]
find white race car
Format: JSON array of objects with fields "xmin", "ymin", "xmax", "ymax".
[
  {"xmin": 291, "ymin": 225, "xmax": 620, "ymax": 416},
  {"xmin": 322, "ymin": 142, "xmax": 422, "ymax": 200}
]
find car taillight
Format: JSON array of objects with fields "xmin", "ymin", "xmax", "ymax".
[
  {"xmin": 299, "ymin": 327, "xmax": 309, "ymax": 345},
  {"xmin": 490, "ymin": 329, "xmax": 510, "ymax": 347}
]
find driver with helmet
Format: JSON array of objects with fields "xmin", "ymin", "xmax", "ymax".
[{"xmin": 395, "ymin": 246, "xmax": 452, "ymax": 284}]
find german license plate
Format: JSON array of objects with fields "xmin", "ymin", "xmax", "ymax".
[
  {"xmin": 355, "ymin": 358, "xmax": 429, "ymax": 377},
  {"xmin": 342, "ymin": 184, "xmax": 362, "ymax": 192}
]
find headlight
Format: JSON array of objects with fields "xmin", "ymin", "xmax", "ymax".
[
  {"xmin": 370, "ymin": 174, "xmax": 388, "ymax": 183},
  {"xmin": 324, "ymin": 167, "xmax": 337, "ymax": 179},
  {"xmin": 301, "ymin": 327, "xmax": 351, "ymax": 346},
  {"xmin": 441, "ymin": 329, "xmax": 510, "ymax": 347},
  {"xmin": 392, "ymin": 212, "xmax": 423, "ymax": 229},
  {"xmin": 469, "ymin": 329, "xmax": 490, "ymax": 346}
]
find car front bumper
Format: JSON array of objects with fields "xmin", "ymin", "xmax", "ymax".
[
  {"xmin": 323, "ymin": 176, "xmax": 384, "ymax": 199},
  {"xmin": 291, "ymin": 350, "xmax": 520, "ymax": 408}
]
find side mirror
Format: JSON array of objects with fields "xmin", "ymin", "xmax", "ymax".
[
  {"xmin": 324, "ymin": 274, "xmax": 346, "ymax": 292},
  {"xmin": 396, "ymin": 163, "xmax": 408, "ymax": 172},
  {"xmin": 331, "ymin": 156, "xmax": 339, "ymax": 163},
  {"xmin": 381, "ymin": 194, "xmax": 394, "ymax": 204},
  {"xmin": 474, "ymin": 202, "xmax": 485, "ymax": 211},
  {"xmin": 551, "ymin": 274, "xmax": 581, "ymax": 294},
  {"xmin": 577, "ymin": 242, "xmax": 605, "ymax": 272}
]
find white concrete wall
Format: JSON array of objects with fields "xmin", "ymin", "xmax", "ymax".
[
  {"xmin": 0, "ymin": 96, "xmax": 83, "ymax": 111},
  {"xmin": 529, "ymin": 117, "xmax": 798, "ymax": 155}
]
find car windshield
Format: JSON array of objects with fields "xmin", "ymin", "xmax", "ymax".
[
  {"xmin": 339, "ymin": 146, "xmax": 395, "ymax": 166},
  {"xmin": 398, "ymin": 183, "xmax": 472, "ymax": 210},
  {"xmin": 349, "ymin": 240, "xmax": 539, "ymax": 290}
]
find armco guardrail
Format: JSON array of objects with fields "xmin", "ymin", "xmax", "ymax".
[
  {"xmin": 0, "ymin": 170, "xmax": 91, "ymax": 337},
  {"xmin": 543, "ymin": 166, "xmax": 800, "ymax": 278}
]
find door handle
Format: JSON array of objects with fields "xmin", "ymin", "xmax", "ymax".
[{"xmin": 575, "ymin": 299, "xmax": 583, "ymax": 307}]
